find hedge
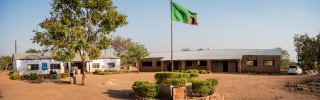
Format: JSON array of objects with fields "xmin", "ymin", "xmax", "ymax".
[
  {"xmin": 154, "ymin": 72, "xmax": 191, "ymax": 84},
  {"xmin": 191, "ymin": 80, "xmax": 212, "ymax": 97},
  {"xmin": 163, "ymin": 78, "xmax": 187, "ymax": 87},
  {"xmin": 29, "ymin": 73, "xmax": 38, "ymax": 80},
  {"xmin": 60, "ymin": 73, "xmax": 70, "ymax": 78},
  {"xmin": 206, "ymin": 78, "xmax": 219, "ymax": 88},
  {"xmin": 132, "ymin": 81, "xmax": 149, "ymax": 91},
  {"xmin": 139, "ymin": 83, "xmax": 160, "ymax": 98}
]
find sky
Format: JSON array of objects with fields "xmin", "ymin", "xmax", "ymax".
[{"xmin": 1, "ymin": 0, "xmax": 320, "ymax": 61}]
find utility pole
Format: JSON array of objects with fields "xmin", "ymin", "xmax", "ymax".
[{"xmin": 15, "ymin": 40, "xmax": 17, "ymax": 53}]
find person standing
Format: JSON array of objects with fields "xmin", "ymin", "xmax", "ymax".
[{"xmin": 70, "ymin": 66, "xmax": 74, "ymax": 84}]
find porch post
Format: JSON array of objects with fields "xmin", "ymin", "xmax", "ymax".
[
  {"xmin": 161, "ymin": 61, "xmax": 164, "ymax": 71},
  {"xmin": 207, "ymin": 60, "xmax": 211, "ymax": 71},
  {"xmin": 181, "ymin": 61, "xmax": 185, "ymax": 71},
  {"xmin": 238, "ymin": 60, "xmax": 242, "ymax": 73}
]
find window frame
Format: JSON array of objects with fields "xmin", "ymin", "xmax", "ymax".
[
  {"xmin": 263, "ymin": 60, "xmax": 274, "ymax": 66},
  {"xmin": 185, "ymin": 61, "xmax": 192, "ymax": 66},
  {"xmin": 92, "ymin": 63, "xmax": 100, "ymax": 68},
  {"xmin": 156, "ymin": 61, "xmax": 161, "ymax": 66},
  {"xmin": 50, "ymin": 64, "xmax": 61, "ymax": 69},
  {"xmin": 108, "ymin": 63, "xmax": 115, "ymax": 68},
  {"xmin": 246, "ymin": 60, "xmax": 257, "ymax": 66},
  {"xmin": 142, "ymin": 62, "xmax": 152, "ymax": 66},
  {"xmin": 198, "ymin": 61, "xmax": 207, "ymax": 66},
  {"xmin": 28, "ymin": 64, "xmax": 39, "ymax": 70}
]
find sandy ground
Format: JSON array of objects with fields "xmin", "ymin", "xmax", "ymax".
[{"xmin": 0, "ymin": 71, "xmax": 319, "ymax": 100}]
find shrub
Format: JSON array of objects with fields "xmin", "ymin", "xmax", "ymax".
[
  {"xmin": 192, "ymin": 80, "xmax": 212, "ymax": 97},
  {"xmin": 94, "ymin": 69, "xmax": 102, "ymax": 75},
  {"xmin": 60, "ymin": 73, "xmax": 70, "ymax": 78},
  {"xmin": 30, "ymin": 73, "xmax": 38, "ymax": 80},
  {"xmin": 199, "ymin": 70, "xmax": 207, "ymax": 74},
  {"xmin": 104, "ymin": 70, "xmax": 109, "ymax": 72},
  {"xmin": 132, "ymin": 81, "xmax": 150, "ymax": 91},
  {"xmin": 206, "ymin": 70, "xmax": 212, "ymax": 74},
  {"xmin": 140, "ymin": 83, "xmax": 160, "ymax": 98},
  {"xmin": 174, "ymin": 70, "xmax": 180, "ymax": 72},
  {"xmin": 10, "ymin": 72, "xmax": 20, "ymax": 80},
  {"xmin": 154, "ymin": 72, "xmax": 191, "ymax": 84},
  {"xmin": 123, "ymin": 70, "xmax": 132, "ymax": 73},
  {"xmin": 206, "ymin": 78, "xmax": 219, "ymax": 88},
  {"xmin": 163, "ymin": 78, "xmax": 187, "ymax": 87},
  {"xmin": 186, "ymin": 69, "xmax": 199, "ymax": 74},
  {"xmin": 190, "ymin": 73, "xmax": 199, "ymax": 78}
]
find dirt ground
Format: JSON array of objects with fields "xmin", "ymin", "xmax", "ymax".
[{"xmin": 0, "ymin": 71, "xmax": 319, "ymax": 100}]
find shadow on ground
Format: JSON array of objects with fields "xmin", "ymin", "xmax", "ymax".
[
  {"xmin": 0, "ymin": 91, "xmax": 3, "ymax": 98},
  {"xmin": 24, "ymin": 79, "xmax": 70, "ymax": 85},
  {"xmin": 103, "ymin": 89, "xmax": 134, "ymax": 99}
]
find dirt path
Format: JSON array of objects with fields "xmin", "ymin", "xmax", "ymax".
[{"xmin": 0, "ymin": 72, "xmax": 318, "ymax": 100}]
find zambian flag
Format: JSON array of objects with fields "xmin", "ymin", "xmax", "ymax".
[{"xmin": 171, "ymin": 2, "xmax": 198, "ymax": 25}]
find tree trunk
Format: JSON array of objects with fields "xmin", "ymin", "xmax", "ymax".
[{"xmin": 81, "ymin": 59, "xmax": 86, "ymax": 85}]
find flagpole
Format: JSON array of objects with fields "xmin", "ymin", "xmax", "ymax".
[{"xmin": 170, "ymin": 0, "xmax": 174, "ymax": 72}]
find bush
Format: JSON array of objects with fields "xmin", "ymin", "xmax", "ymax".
[
  {"xmin": 30, "ymin": 73, "xmax": 38, "ymax": 80},
  {"xmin": 132, "ymin": 81, "xmax": 150, "ymax": 91},
  {"xmin": 10, "ymin": 72, "xmax": 20, "ymax": 80},
  {"xmin": 163, "ymin": 78, "xmax": 187, "ymax": 87},
  {"xmin": 94, "ymin": 69, "xmax": 102, "ymax": 75},
  {"xmin": 190, "ymin": 73, "xmax": 199, "ymax": 78},
  {"xmin": 154, "ymin": 72, "xmax": 191, "ymax": 84},
  {"xmin": 206, "ymin": 78, "xmax": 219, "ymax": 88},
  {"xmin": 206, "ymin": 70, "xmax": 212, "ymax": 74},
  {"xmin": 174, "ymin": 70, "xmax": 180, "ymax": 72},
  {"xmin": 140, "ymin": 83, "xmax": 160, "ymax": 98},
  {"xmin": 199, "ymin": 70, "xmax": 207, "ymax": 74},
  {"xmin": 186, "ymin": 69, "xmax": 199, "ymax": 74},
  {"xmin": 123, "ymin": 70, "xmax": 132, "ymax": 73},
  {"xmin": 104, "ymin": 70, "xmax": 109, "ymax": 72},
  {"xmin": 192, "ymin": 80, "xmax": 212, "ymax": 97},
  {"xmin": 60, "ymin": 73, "xmax": 70, "ymax": 78}
]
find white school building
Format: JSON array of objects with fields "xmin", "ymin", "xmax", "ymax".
[{"xmin": 12, "ymin": 53, "xmax": 120, "ymax": 75}]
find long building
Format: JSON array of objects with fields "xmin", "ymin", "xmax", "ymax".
[{"xmin": 138, "ymin": 49, "xmax": 281, "ymax": 73}]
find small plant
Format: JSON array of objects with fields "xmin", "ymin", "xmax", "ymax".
[
  {"xmin": 139, "ymin": 83, "xmax": 160, "ymax": 98},
  {"xmin": 199, "ymin": 70, "xmax": 207, "ymax": 74},
  {"xmin": 174, "ymin": 70, "xmax": 180, "ymax": 72},
  {"xmin": 104, "ymin": 70, "xmax": 109, "ymax": 72},
  {"xmin": 132, "ymin": 81, "xmax": 150, "ymax": 91},
  {"xmin": 206, "ymin": 70, "xmax": 212, "ymax": 74},
  {"xmin": 154, "ymin": 72, "xmax": 191, "ymax": 84},
  {"xmin": 206, "ymin": 78, "xmax": 219, "ymax": 88},
  {"xmin": 10, "ymin": 72, "xmax": 20, "ymax": 80},
  {"xmin": 29, "ymin": 73, "xmax": 38, "ymax": 80},
  {"xmin": 94, "ymin": 69, "xmax": 102, "ymax": 75},
  {"xmin": 163, "ymin": 78, "xmax": 187, "ymax": 87},
  {"xmin": 191, "ymin": 80, "xmax": 212, "ymax": 97},
  {"xmin": 60, "ymin": 73, "xmax": 70, "ymax": 78},
  {"xmin": 190, "ymin": 73, "xmax": 199, "ymax": 78}
]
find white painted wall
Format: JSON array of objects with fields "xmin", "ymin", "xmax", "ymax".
[
  {"xmin": 88, "ymin": 59, "xmax": 120, "ymax": 72},
  {"xmin": 13, "ymin": 59, "xmax": 64, "ymax": 75}
]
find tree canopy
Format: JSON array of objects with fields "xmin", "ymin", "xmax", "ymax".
[
  {"xmin": 0, "ymin": 56, "xmax": 12, "ymax": 71},
  {"xmin": 120, "ymin": 42, "xmax": 149, "ymax": 67},
  {"xmin": 25, "ymin": 48, "xmax": 42, "ymax": 53},
  {"xmin": 31, "ymin": 0, "xmax": 128, "ymax": 85},
  {"xmin": 294, "ymin": 32, "xmax": 320, "ymax": 69},
  {"xmin": 274, "ymin": 47, "xmax": 291, "ymax": 69},
  {"xmin": 110, "ymin": 35, "xmax": 132, "ymax": 57}
]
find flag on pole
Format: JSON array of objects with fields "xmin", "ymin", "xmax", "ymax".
[{"xmin": 171, "ymin": 2, "xmax": 198, "ymax": 25}]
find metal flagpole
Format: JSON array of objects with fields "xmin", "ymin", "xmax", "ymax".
[{"xmin": 170, "ymin": 0, "xmax": 174, "ymax": 72}]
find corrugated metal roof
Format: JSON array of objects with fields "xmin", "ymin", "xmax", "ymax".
[
  {"xmin": 13, "ymin": 53, "xmax": 119, "ymax": 61},
  {"xmin": 148, "ymin": 49, "xmax": 281, "ymax": 61}
]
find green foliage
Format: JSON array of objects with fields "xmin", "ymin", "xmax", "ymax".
[
  {"xmin": 174, "ymin": 70, "xmax": 180, "ymax": 72},
  {"xmin": 206, "ymin": 70, "xmax": 212, "ymax": 74},
  {"xmin": 104, "ymin": 70, "xmax": 109, "ymax": 72},
  {"xmin": 9, "ymin": 72, "xmax": 20, "ymax": 80},
  {"xmin": 0, "ymin": 56, "xmax": 13, "ymax": 71},
  {"xmin": 191, "ymin": 80, "xmax": 212, "ymax": 97},
  {"xmin": 181, "ymin": 48, "xmax": 191, "ymax": 51},
  {"xmin": 275, "ymin": 47, "xmax": 291, "ymax": 69},
  {"xmin": 123, "ymin": 70, "xmax": 132, "ymax": 73},
  {"xmin": 132, "ymin": 81, "xmax": 149, "ymax": 91},
  {"xmin": 120, "ymin": 42, "xmax": 149, "ymax": 66},
  {"xmin": 94, "ymin": 69, "xmax": 102, "ymax": 75},
  {"xmin": 206, "ymin": 78, "xmax": 219, "ymax": 88},
  {"xmin": 139, "ymin": 83, "xmax": 160, "ymax": 98},
  {"xmin": 163, "ymin": 78, "xmax": 187, "ymax": 87},
  {"xmin": 25, "ymin": 48, "xmax": 42, "ymax": 53},
  {"xmin": 29, "ymin": 73, "xmax": 38, "ymax": 80},
  {"xmin": 111, "ymin": 35, "xmax": 132, "ymax": 57},
  {"xmin": 199, "ymin": 70, "xmax": 207, "ymax": 74},
  {"xmin": 186, "ymin": 69, "xmax": 199, "ymax": 74},
  {"xmin": 60, "ymin": 73, "xmax": 70, "ymax": 77},
  {"xmin": 190, "ymin": 73, "xmax": 199, "ymax": 78},
  {"xmin": 294, "ymin": 33, "xmax": 320, "ymax": 69},
  {"xmin": 154, "ymin": 72, "xmax": 191, "ymax": 84}
]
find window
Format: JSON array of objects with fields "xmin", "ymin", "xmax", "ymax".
[
  {"xmin": 142, "ymin": 62, "xmax": 152, "ymax": 66},
  {"xmin": 213, "ymin": 61, "xmax": 221, "ymax": 66},
  {"xmin": 185, "ymin": 61, "xmax": 192, "ymax": 66},
  {"xmin": 28, "ymin": 64, "xmax": 39, "ymax": 70},
  {"xmin": 246, "ymin": 60, "xmax": 257, "ymax": 66},
  {"xmin": 92, "ymin": 63, "xmax": 100, "ymax": 68},
  {"xmin": 198, "ymin": 61, "xmax": 207, "ymax": 66},
  {"xmin": 156, "ymin": 61, "xmax": 161, "ymax": 66},
  {"xmin": 50, "ymin": 64, "xmax": 60, "ymax": 69},
  {"xmin": 263, "ymin": 60, "xmax": 274, "ymax": 66},
  {"xmin": 108, "ymin": 63, "xmax": 115, "ymax": 68}
]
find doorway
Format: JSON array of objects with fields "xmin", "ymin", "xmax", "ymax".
[
  {"xmin": 235, "ymin": 61, "xmax": 238, "ymax": 72},
  {"xmin": 174, "ymin": 61, "xmax": 179, "ymax": 70},
  {"xmin": 223, "ymin": 61, "xmax": 228, "ymax": 72},
  {"xmin": 167, "ymin": 62, "xmax": 172, "ymax": 71}
]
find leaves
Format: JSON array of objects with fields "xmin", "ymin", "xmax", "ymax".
[
  {"xmin": 25, "ymin": 48, "xmax": 42, "ymax": 53},
  {"xmin": 120, "ymin": 42, "xmax": 149, "ymax": 66}
]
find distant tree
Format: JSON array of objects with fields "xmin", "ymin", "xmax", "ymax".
[
  {"xmin": 25, "ymin": 48, "xmax": 42, "ymax": 53},
  {"xmin": 197, "ymin": 48, "xmax": 204, "ymax": 51},
  {"xmin": 294, "ymin": 32, "xmax": 320, "ymax": 69},
  {"xmin": 274, "ymin": 47, "xmax": 290, "ymax": 69},
  {"xmin": 181, "ymin": 48, "xmax": 191, "ymax": 51},
  {"xmin": 31, "ymin": 0, "xmax": 128, "ymax": 85},
  {"xmin": 0, "ymin": 56, "xmax": 12, "ymax": 71},
  {"xmin": 120, "ymin": 42, "xmax": 149, "ymax": 73},
  {"xmin": 110, "ymin": 35, "xmax": 132, "ymax": 57}
]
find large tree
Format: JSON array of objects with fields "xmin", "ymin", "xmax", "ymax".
[
  {"xmin": 294, "ymin": 33, "xmax": 320, "ymax": 69},
  {"xmin": 274, "ymin": 47, "xmax": 290, "ymax": 69},
  {"xmin": 25, "ymin": 48, "xmax": 42, "ymax": 53},
  {"xmin": 32, "ymin": 0, "xmax": 128, "ymax": 85},
  {"xmin": 120, "ymin": 42, "xmax": 149, "ymax": 72},
  {"xmin": 0, "ymin": 56, "xmax": 12, "ymax": 71},
  {"xmin": 110, "ymin": 35, "xmax": 132, "ymax": 57}
]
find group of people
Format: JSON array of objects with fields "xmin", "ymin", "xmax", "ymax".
[{"xmin": 49, "ymin": 70, "xmax": 57, "ymax": 79}]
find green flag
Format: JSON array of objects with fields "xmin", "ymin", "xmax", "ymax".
[{"xmin": 171, "ymin": 2, "xmax": 198, "ymax": 25}]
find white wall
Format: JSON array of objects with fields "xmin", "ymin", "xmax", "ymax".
[
  {"xmin": 14, "ymin": 59, "xmax": 64, "ymax": 75},
  {"xmin": 88, "ymin": 59, "xmax": 120, "ymax": 72}
]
